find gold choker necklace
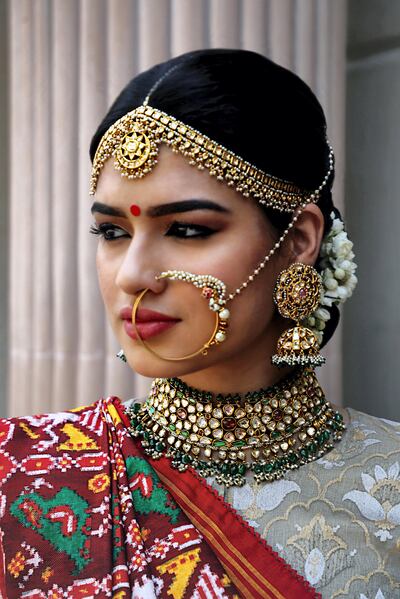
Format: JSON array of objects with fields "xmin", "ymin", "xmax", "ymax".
[{"xmin": 127, "ymin": 368, "xmax": 345, "ymax": 487}]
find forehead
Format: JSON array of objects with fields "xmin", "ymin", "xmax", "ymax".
[{"xmin": 94, "ymin": 146, "xmax": 250, "ymax": 210}]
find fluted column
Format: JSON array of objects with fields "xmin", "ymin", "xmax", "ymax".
[
  {"xmin": 8, "ymin": 0, "xmax": 34, "ymax": 416},
  {"xmin": 242, "ymin": 0, "xmax": 270, "ymax": 56},
  {"xmin": 209, "ymin": 0, "xmax": 240, "ymax": 47},
  {"xmin": 171, "ymin": 0, "xmax": 208, "ymax": 54},
  {"xmin": 51, "ymin": 1, "xmax": 80, "ymax": 411},
  {"xmin": 6, "ymin": 0, "xmax": 348, "ymax": 416},
  {"xmin": 31, "ymin": 0, "xmax": 52, "ymax": 413},
  {"xmin": 0, "ymin": 0, "xmax": 8, "ymax": 417}
]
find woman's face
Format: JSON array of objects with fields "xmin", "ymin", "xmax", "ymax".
[{"xmin": 93, "ymin": 146, "xmax": 289, "ymax": 379}]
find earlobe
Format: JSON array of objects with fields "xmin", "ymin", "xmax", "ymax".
[{"xmin": 289, "ymin": 204, "xmax": 324, "ymax": 265}]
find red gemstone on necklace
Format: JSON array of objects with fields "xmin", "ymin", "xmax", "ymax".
[
  {"xmin": 272, "ymin": 409, "xmax": 283, "ymax": 421},
  {"xmin": 298, "ymin": 287, "xmax": 307, "ymax": 298},
  {"xmin": 222, "ymin": 417, "xmax": 236, "ymax": 430}
]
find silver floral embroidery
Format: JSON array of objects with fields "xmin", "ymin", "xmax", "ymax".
[
  {"xmin": 360, "ymin": 590, "xmax": 386, "ymax": 599},
  {"xmin": 276, "ymin": 515, "xmax": 357, "ymax": 588},
  {"xmin": 318, "ymin": 420, "xmax": 381, "ymax": 470},
  {"xmin": 255, "ymin": 480, "xmax": 301, "ymax": 511},
  {"xmin": 343, "ymin": 462, "xmax": 400, "ymax": 542}
]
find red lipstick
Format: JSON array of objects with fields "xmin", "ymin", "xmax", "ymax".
[{"xmin": 120, "ymin": 307, "xmax": 180, "ymax": 341}]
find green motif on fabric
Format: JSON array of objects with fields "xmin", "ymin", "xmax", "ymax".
[
  {"xmin": 111, "ymin": 492, "xmax": 124, "ymax": 560},
  {"xmin": 10, "ymin": 487, "xmax": 90, "ymax": 574},
  {"xmin": 126, "ymin": 456, "xmax": 180, "ymax": 524}
]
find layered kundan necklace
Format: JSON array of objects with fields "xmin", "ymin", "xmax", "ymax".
[{"xmin": 127, "ymin": 368, "xmax": 345, "ymax": 487}]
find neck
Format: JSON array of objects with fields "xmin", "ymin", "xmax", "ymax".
[{"xmin": 179, "ymin": 331, "xmax": 293, "ymax": 396}]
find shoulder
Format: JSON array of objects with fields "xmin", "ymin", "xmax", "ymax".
[
  {"xmin": 321, "ymin": 406, "xmax": 400, "ymax": 470},
  {"xmin": 0, "ymin": 398, "xmax": 122, "ymax": 471},
  {"xmin": 0, "ymin": 396, "xmax": 130, "ymax": 506},
  {"xmin": 314, "ymin": 407, "xmax": 400, "ymax": 471},
  {"xmin": 0, "ymin": 395, "xmax": 129, "ymax": 425},
  {"xmin": 1, "ymin": 398, "xmax": 102, "ymax": 433},
  {"xmin": 347, "ymin": 406, "xmax": 400, "ymax": 446}
]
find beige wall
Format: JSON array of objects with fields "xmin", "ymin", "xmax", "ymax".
[
  {"xmin": 3, "ymin": 0, "xmax": 348, "ymax": 417},
  {"xmin": 344, "ymin": 0, "xmax": 400, "ymax": 419}
]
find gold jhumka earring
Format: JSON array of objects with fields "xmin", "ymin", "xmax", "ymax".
[
  {"xmin": 91, "ymin": 67, "xmax": 334, "ymax": 363},
  {"xmin": 272, "ymin": 263, "xmax": 325, "ymax": 367}
]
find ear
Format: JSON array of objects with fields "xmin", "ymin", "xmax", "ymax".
[{"xmin": 287, "ymin": 204, "xmax": 325, "ymax": 265}]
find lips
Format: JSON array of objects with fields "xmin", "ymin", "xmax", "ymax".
[{"xmin": 120, "ymin": 306, "xmax": 180, "ymax": 341}]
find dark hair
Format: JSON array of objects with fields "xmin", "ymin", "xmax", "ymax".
[{"xmin": 90, "ymin": 49, "xmax": 339, "ymax": 347}]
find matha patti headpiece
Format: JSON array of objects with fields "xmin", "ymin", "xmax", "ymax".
[
  {"xmin": 92, "ymin": 67, "xmax": 334, "ymax": 362},
  {"xmin": 90, "ymin": 104, "xmax": 334, "ymax": 213}
]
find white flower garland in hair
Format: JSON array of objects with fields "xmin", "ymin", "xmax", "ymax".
[{"xmin": 304, "ymin": 212, "xmax": 358, "ymax": 345}]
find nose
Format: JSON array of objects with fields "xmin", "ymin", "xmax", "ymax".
[{"xmin": 115, "ymin": 236, "xmax": 166, "ymax": 297}]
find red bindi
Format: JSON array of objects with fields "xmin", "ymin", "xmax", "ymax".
[{"xmin": 130, "ymin": 204, "xmax": 141, "ymax": 217}]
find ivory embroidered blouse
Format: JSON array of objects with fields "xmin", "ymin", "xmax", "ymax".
[{"xmin": 207, "ymin": 408, "xmax": 400, "ymax": 599}]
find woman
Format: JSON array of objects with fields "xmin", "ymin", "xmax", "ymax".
[{"xmin": 1, "ymin": 49, "xmax": 399, "ymax": 598}]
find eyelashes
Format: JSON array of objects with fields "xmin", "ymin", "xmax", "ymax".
[
  {"xmin": 89, "ymin": 223, "xmax": 128, "ymax": 241},
  {"xmin": 89, "ymin": 223, "xmax": 102, "ymax": 236},
  {"xmin": 90, "ymin": 221, "xmax": 217, "ymax": 241},
  {"xmin": 165, "ymin": 222, "xmax": 216, "ymax": 239}
]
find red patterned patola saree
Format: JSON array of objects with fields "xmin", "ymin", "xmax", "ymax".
[{"xmin": 0, "ymin": 397, "xmax": 319, "ymax": 598}]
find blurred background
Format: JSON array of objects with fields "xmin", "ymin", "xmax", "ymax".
[{"xmin": 0, "ymin": 0, "xmax": 399, "ymax": 420}]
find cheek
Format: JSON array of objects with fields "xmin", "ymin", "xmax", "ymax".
[
  {"xmin": 203, "ymin": 232, "xmax": 276, "ymax": 314},
  {"xmin": 203, "ymin": 219, "xmax": 272, "ymax": 292},
  {"xmin": 229, "ymin": 267, "xmax": 277, "ymax": 338},
  {"xmin": 96, "ymin": 249, "xmax": 116, "ymax": 309},
  {"xmin": 183, "ymin": 227, "xmax": 278, "ymax": 343}
]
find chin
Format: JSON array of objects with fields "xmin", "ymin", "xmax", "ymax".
[{"xmin": 123, "ymin": 347, "xmax": 210, "ymax": 380}]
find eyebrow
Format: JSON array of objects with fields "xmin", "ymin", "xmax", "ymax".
[
  {"xmin": 91, "ymin": 199, "xmax": 230, "ymax": 218},
  {"xmin": 147, "ymin": 199, "xmax": 230, "ymax": 217},
  {"xmin": 91, "ymin": 202, "xmax": 126, "ymax": 217}
]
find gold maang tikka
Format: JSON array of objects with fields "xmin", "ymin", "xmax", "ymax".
[{"xmin": 91, "ymin": 69, "xmax": 334, "ymax": 361}]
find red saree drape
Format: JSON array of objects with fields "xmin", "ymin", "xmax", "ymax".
[{"xmin": 0, "ymin": 397, "xmax": 319, "ymax": 598}]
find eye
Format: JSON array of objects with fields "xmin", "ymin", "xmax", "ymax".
[
  {"xmin": 165, "ymin": 222, "xmax": 215, "ymax": 239},
  {"xmin": 90, "ymin": 223, "xmax": 129, "ymax": 241}
]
